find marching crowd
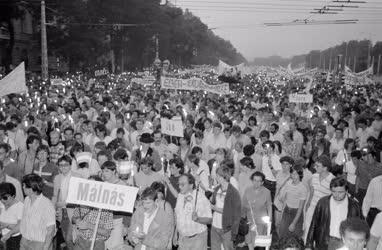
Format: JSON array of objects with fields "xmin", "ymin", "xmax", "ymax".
[{"xmin": 0, "ymin": 69, "xmax": 381, "ymax": 250}]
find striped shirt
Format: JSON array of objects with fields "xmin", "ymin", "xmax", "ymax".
[
  {"xmin": 362, "ymin": 175, "xmax": 382, "ymax": 217},
  {"xmin": 20, "ymin": 194, "xmax": 56, "ymax": 242}
]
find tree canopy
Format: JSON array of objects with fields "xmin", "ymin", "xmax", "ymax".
[{"xmin": 33, "ymin": 0, "xmax": 245, "ymax": 71}]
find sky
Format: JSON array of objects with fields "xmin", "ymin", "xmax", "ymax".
[{"xmin": 173, "ymin": 0, "xmax": 382, "ymax": 61}]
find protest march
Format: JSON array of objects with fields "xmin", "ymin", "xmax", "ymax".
[{"xmin": 1, "ymin": 0, "xmax": 382, "ymax": 250}]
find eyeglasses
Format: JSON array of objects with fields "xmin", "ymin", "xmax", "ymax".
[{"xmin": 0, "ymin": 195, "xmax": 10, "ymax": 201}]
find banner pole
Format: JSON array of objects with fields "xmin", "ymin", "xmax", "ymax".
[{"xmin": 90, "ymin": 208, "xmax": 102, "ymax": 250}]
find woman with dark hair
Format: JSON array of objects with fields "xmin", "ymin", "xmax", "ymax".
[
  {"xmin": 247, "ymin": 116, "xmax": 259, "ymax": 138},
  {"xmin": 282, "ymin": 130, "xmax": 299, "ymax": 158},
  {"xmin": 32, "ymin": 145, "xmax": 58, "ymax": 199},
  {"xmin": 179, "ymin": 136, "xmax": 191, "ymax": 164},
  {"xmin": 0, "ymin": 182, "xmax": 23, "ymax": 249},
  {"xmin": 17, "ymin": 134, "xmax": 41, "ymax": 175},
  {"xmin": 278, "ymin": 165, "xmax": 307, "ymax": 240},
  {"xmin": 242, "ymin": 171, "xmax": 272, "ymax": 250},
  {"xmin": 335, "ymin": 138, "xmax": 357, "ymax": 196}
]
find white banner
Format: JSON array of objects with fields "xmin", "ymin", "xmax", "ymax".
[
  {"xmin": 289, "ymin": 94, "xmax": 313, "ymax": 103},
  {"xmin": 94, "ymin": 68, "xmax": 109, "ymax": 77},
  {"xmin": 51, "ymin": 78, "xmax": 66, "ymax": 86},
  {"xmin": 161, "ymin": 77, "xmax": 229, "ymax": 95},
  {"xmin": 66, "ymin": 177, "xmax": 139, "ymax": 213},
  {"xmin": 0, "ymin": 62, "xmax": 27, "ymax": 97},
  {"xmin": 131, "ymin": 76, "xmax": 156, "ymax": 86},
  {"xmin": 218, "ymin": 60, "xmax": 244, "ymax": 77},
  {"xmin": 161, "ymin": 116, "xmax": 184, "ymax": 137}
]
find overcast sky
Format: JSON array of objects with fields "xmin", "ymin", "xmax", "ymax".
[{"xmin": 173, "ymin": 0, "xmax": 382, "ymax": 61}]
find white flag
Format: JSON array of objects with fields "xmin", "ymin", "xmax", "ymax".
[{"xmin": 0, "ymin": 62, "xmax": 27, "ymax": 97}]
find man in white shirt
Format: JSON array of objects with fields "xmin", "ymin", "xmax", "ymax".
[
  {"xmin": 205, "ymin": 122, "xmax": 227, "ymax": 159},
  {"xmin": 336, "ymin": 218, "xmax": 370, "ymax": 250},
  {"xmin": 362, "ymin": 175, "xmax": 382, "ymax": 227},
  {"xmin": 330, "ymin": 127, "xmax": 345, "ymax": 157},
  {"xmin": 175, "ymin": 174, "xmax": 212, "ymax": 250},
  {"xmin": 368, "ymin": 212, "xmax": 382, "ymax": 250},
  {"xmin": 306, "ymin": 177, "xmax": 362, "ymax": 250},
  {"xmin": 261, "ymin": 141, "xmax": 282, "ymax": 200}
]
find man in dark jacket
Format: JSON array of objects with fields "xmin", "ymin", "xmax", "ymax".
[
  {"xmin": 306, "ymin": 177, "xmax": 363, "ymax": 250},
  {"xmin": 210, "ymin": 161, "xmax": 241, "ymax": 250}
]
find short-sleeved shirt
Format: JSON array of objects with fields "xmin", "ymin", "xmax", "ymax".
[
  {"xmin": 370, "ymin": 212, "xmax": 382, "ymax": 250},
  {"xmin": 0, "ymin": 201, "xmax": 23, "ymax": 236},
  {"xmin": 20, "ymin": 194, "xmax": 56, "ymax": 242},
  {"xmin": 243, "ymin": 186, "xmax": 272, "ymax": 225},
  {"xmin": 281, "ymin": 181, "xmax": 308, "ymax": 209},
  {"xmin": 175, "ymin": 189, "xmax": 212, "ymax": 237}
]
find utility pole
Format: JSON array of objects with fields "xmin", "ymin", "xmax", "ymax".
[
  {"xmin": 329, "ymin": 49, "xmax": 332, "ymax": 72},
  {"xmin": 378, "ymin": 54, "xmax": 381, "ymax": 75},
  {"xmin": 353, "ymin": 56, "xmax": 357, "ymax": 72},
  {"xmin": 41, "ymin": 0, "xmax": 49, "ymax": 80},
  {"xmin": 155, "ymin": 34, "xmax": 159, "ymax": 60}
]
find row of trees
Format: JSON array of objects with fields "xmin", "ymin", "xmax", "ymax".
[
  {"xmin": 252, "ymin": 39, "xmax": 382, "ymax": 74},
  {"xmin": 1, "ymin": 0, "xmax": 246, "ymax": 72},
  {"xmin": 305, "ymin": 40, "xmax": 382, "ymax": 74}
]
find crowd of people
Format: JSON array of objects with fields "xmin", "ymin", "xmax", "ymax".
[{"xmin": 0, "ymin": 67, "xmax": 381, "ymax": 250}]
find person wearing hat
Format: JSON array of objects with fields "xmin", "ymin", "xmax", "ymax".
[{"xmin": 131, "ymin": 133, "xmax": 162, "ymax": 172}]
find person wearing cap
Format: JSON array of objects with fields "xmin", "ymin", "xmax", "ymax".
[
  {"xmin": 131, "ymin": 133, "xmax": 162, "ymax": 172},
  {"xmin": 354, "ymin": 147, "xmax": 382, "ymax": 205},
  {"xmin": 304, "ymin": 155, "xmax": 335, "ymax": 242},
  {"xmin": 70, "ymin": 142, "xmax": 101, "ymax": 179}
]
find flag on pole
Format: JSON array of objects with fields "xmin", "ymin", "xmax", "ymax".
[{"xmin": 0, "ymin": 62, "xmax": 27, "ymax": 97}]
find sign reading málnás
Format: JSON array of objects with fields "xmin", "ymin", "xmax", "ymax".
[{"xmin": 66, "ymin": 177, "xmax": 138, "ymax": 213}]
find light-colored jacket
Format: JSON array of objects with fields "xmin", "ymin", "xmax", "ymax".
[{"xmin": 128, "ymin": 204, "xmax": 175, "ymax": 250}]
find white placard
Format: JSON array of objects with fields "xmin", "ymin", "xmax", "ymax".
[
  {"xmin": 161, "ymin": 117, "xmax": 184, "ymax": 137},
  {"xmin": 288, "ymin": 94, "xmax": 313, "ymax": 103},
  {"xmin": 66, "ymin": 177, "xmax": 138, "ymax": 213},
  {"xmin": 161, "ymin": 77, "xmax": 229, "ymax": 95}
]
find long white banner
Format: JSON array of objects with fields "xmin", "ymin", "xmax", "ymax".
[
  {"xmin": 289, "ymin": 93, "xmax": 313, "ymax": 103},
  {"xmin": 161, "ymin": 77, "xmax": 230, "ymax": 95},
  {"xmin": 66, "ymin": 177, "xmax": 139, "ymax": 213}
]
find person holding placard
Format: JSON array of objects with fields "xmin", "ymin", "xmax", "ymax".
[{"xmin": 71, "ymin": 175, "xmax": 113, "ymax": 250}]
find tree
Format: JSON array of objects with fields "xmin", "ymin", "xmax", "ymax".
[{"xmin": 0, "ymin": 0, "xmax": 24, "ymax": 72}]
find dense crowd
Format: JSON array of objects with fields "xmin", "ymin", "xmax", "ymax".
[{"xmin": 0, "ymin": 68, "xmax": 381, "ymax": 250}]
